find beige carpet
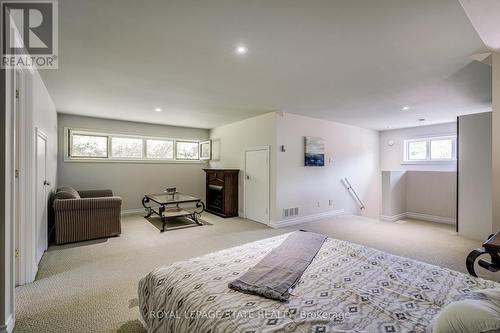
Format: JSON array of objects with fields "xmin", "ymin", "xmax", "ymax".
[{"xmin": 13, "ymin": 213, "xmax": 497, "ymax": 333}]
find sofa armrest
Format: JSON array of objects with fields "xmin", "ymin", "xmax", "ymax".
[
  {"xmin": 78, "ymin": 189, "xmax": 114, "ymax": 198},
  {"xmin": 54, "ymin": 196, "xmax": 122, "ymax": 211}
]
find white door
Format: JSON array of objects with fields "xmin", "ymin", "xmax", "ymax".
[
  {"xmin": 35, "ymin": 131, "xmax": 48, "ymax": 264},
  {"xmin": 244, "ymin": 148, "xmax": 270, "ymax": 224}
]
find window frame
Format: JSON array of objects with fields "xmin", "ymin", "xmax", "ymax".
[
  {"xmin": 175, "ymin": 140, "xmax": 201, "ymax": 161},
  {"xmin": 402, "ymin": 134, "xmax": 457, "ymax": 164},
  {"xmin": 145, "ymin": 138, "xmax": 175, "ymax": 160},
  {"xmin": 65, "ymin": 127, "xmax": 206, "ymax": 163},
  {"xmin": 68, "ymin": 130, "xmax": 109, "ymax": 159},
  {"xmin": 110, "ymin": 136, "xmax": 145, "ymax": 160}
]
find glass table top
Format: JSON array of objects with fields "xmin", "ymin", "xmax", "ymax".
[{"xmin": 145, "ymin": 193, "xmax": 201, "ymax": 204}]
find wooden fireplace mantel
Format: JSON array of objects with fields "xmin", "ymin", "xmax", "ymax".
[{"xmin": 203, "ymin": 169, "xmax": 239, "ymax": 218}]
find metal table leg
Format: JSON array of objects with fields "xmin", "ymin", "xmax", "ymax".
[
  {"xmin": 190, "ymin": 200, "xmax": 205, "ymax": 225},
  {"xmin": 466, "ymin": 233, "xmax": 500, "ymax": 277},
  {"xmin": 142, "ymin": 196, "xmax": 153, "ymax": 218},
  {"xmin": 466, "ymin": 248, "xmax": 487, "ymax": 277},
  {"xmin": 159, "ymin": 205, "xmax": 166, "ymax": 232}
]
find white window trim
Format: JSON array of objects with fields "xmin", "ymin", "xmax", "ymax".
[
  {"xmin": 69, "ymin": 131, "xmax": 109, "ymax": 159},
  {"xmin": 175, "ymin": 139, "xmax": 201, "ymax": 161},
  {"xmin": 402, "ymin": 134, "xmax": 457, "ymax": 165},
  {"xmin": 64, "ymin": 127, "xmax": 207, "ymax": 164},
  {"xmin": 110, "ymin": 136, "xmax": 145, "ymax": 160},
  {"xmin": 145, "ymin": 138, "xmax": 175, "ymax": 160}
]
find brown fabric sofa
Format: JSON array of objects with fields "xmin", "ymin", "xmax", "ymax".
[{"xmin": 53, "ymin": 187, "xmax": 122, "ymax": 244}]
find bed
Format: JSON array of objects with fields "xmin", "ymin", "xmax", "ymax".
[{"xmin": 138, "ymin": 233, "xmax": 499, "ymax": 333}]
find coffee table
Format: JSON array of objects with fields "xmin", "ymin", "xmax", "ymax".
[
  {"xmin": 142, "ymin": 192, "xmax": 205, "ymax": 232},
  {"xmin": 466, "ymin": 231, "xmax": 500, "ymax": 277}
]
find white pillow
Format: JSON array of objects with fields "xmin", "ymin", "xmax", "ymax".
[{"xmin": 433, "ymin": 289, "xmax": 500, "ymax": 333}]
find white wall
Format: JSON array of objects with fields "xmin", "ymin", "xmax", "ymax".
[
  {"xmin": 380, "ymin": 122, "xmax": 457, "ymax": 171},
  {"xmin": 381, "ymin": 170, "xmax": 456, "ymax": 223},
  {"xmin": 459, "ymin": 112, "xmax": 492, "ymax": 240},
  {"xmin": 492, "ymin": 52, "xmax": 500, "ymax": 234},
  {"xmin": 380, "ymin": 122, "xmax": 457, "ymax": 225},
  {"xmin": 57, "ymin": 115, "xmax": 209, "ymax": 211},
  {"xmin": 18, "ymin": 70, "xmax": 58, "ymax": 285},
  {"xmin": 381, "ymin": 170, "xmax": 406, "ymax": 219},
  {"xmin": 209, "ymin": 112, "xmax": 277, "ymax": 217},
  {"xmin": 275, "ymin": 112, "xmax": 380, "ymax": 224},
  {"xmin": 1, "ymin": 67, "xmax": 57, "ymax": 332},
  {"xmin": 406, "ymin": 171, "xmax": 456, "ymax": 220}
]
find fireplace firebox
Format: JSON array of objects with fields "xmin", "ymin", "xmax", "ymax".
[{"xmin": 203, "ymin": 169, "xmax": 239, "ymax": 218}]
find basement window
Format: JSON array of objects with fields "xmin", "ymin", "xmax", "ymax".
[
  {"xmin": 70, "ymin": 132, "xmax": 108, "ymax": 158},
  {"xmin": 66, "ymin": 128, "xmax": 205, "ymax": 163},
  {"xmin": 403, "ymin": 135, "xmax": 456, "ymax": 164},
  {"xmin": 111, "ymin": 137, "xmax": 143, "ymax": 159},
  {"xmin": 175, "ymin": 141, "xmax": 200, "ymax": 160},
  {"xmin": 146, "ymin": 139, "xmax": 174, "ymax": 159}
]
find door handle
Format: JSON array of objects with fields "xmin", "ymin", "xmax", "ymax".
[
  {"xmin": 43, "ymin": 180, "xmax": 51, "ymax": 186},
  {"xmin": 246, "ymin": 175, "xmax": 250, "ymax": 180}
]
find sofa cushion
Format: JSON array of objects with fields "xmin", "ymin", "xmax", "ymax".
[{"xmin": 55, "ymin": 187, "xmax": 80, "ymax": 199}]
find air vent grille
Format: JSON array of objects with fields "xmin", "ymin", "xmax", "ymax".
[{"xmin": 282, "ymin": 207, "xmax": 299, "ymax": 218}]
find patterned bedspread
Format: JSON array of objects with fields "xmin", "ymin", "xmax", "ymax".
[{"xmin": 138, "ymin": 233, "xmax": 498, "ymax": 333}]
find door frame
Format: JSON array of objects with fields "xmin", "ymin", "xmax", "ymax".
[
  {"xmin": 243, "ymin": 146, "xmax": 271, "ymax": 225},
  {"xmin": 4, "ymin": 61, "xmax": 37, "ymax": 331},
  {"xmin": 13, "ymin": 69, "xmax": 22, "ymax": 286},
  {"xmin": 11, "ymin": 67, "xmax": 37, "ymax": 286},
  {"xmin": 4, "ymin": 65, "xmax": 19, "ymax": 332}
]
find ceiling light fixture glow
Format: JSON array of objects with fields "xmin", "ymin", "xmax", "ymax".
[
  {"xmin": 402, "ymin": 106, "xmax": 410, "ymax": 111},
  {"xmin": 235, "ymin": 45, "xmax": 248, "ymax": 55},
  {"xmin": 154, "ymin": 108, "xmax": 162, "ymax": 112}
]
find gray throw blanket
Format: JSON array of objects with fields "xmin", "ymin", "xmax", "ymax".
[{"xmin": 228, "ymin": 230, "xmax": 327, "ymax": 301}]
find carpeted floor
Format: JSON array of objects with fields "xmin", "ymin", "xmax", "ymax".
[{"xmin": 13, "ymin": 213, "xmax": 496, "ymax": 332}]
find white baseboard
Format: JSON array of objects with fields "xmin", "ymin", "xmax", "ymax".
[
  {"xmin": 405, "ymin": 212, "xmax": 456, "ymax": 224},
  {"xmin": 381, "ymin": 212, "xmax": 455, "ymax": 224},
  {"xmin": 380, "ymin": 212, "xmax": 407, "ymax": 222},
  {"xmin": 270, "ymin": 209, "xmax": 345, "ymax": 228},
  {"xmin": 0, "ymin": 315, "xmax": 14, "ymax": 333},
  {"xmin": 121, "ymin": 208, "xmax": 145, "ymax": 216}
]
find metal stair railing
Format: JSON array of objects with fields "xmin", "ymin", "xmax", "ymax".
[{"xmin": 341, "ymin": 178, "xmax": 365, "ymax": 210}]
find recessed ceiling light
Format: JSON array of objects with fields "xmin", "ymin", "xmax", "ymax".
[
  {"xmin": 235, "ymin": 45, "xmax": 248, "ymax": 55},
  {"xmin": 154, "ymin": 108, "xmax": 162, "ymax": 112},
  {"xmin": 402, "ymin": 106, "xmax": 410, "ymax": 111}
]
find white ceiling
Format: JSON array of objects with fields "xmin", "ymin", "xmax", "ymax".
[
  {"xmin": 460, "ymin": 0, "xmax": 500, "ymax": 51},
  {"xmin": 41, "ymin": 0, "xmax": 492, "ymax": 130}
]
